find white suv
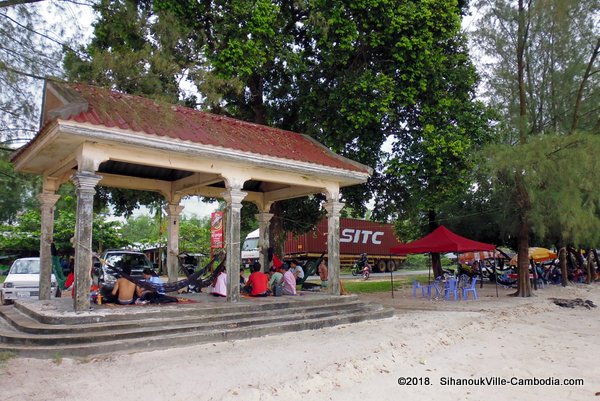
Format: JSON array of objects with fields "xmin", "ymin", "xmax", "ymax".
[{"xmin": 1, "ymin": 257, "xmax": 58, "ymax": 305}]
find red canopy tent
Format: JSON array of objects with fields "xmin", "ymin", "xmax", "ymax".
[
  {"xmin": 390, "ymin": 226, "xmax": 496, "ymax": 254},
  {"xmin": 389, "ymin": 226, "xmax": 498, "ymax": 297}
]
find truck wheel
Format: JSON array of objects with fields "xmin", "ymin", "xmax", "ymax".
[
  {"xmin": 375, "ymin": 260, "xmax": 386, "ymax": 273},
  {"xmin": 386, "ymin": 260, "xmax": 397, "ymax": 272}
]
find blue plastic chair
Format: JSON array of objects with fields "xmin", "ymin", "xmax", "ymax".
[
  {"xmin": 463, "ymin": 277, "xmax": 478, "ymax": 300},
  {"xmin": 444, "ymin": 277, "xmax": 459, "ymax": 301},
  {"xmin": 412, "ymin": 279, "xmax": 425, "ymax": 297},
  {"xmin": 425, "ymin": 277, "xmax": 443, "ymax": 299}
]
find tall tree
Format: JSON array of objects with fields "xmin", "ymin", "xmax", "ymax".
[
  {"xmin": 65, "ymin": 0, "xmax": 490, "ymax": 252},
  {"xmin": 471, "ymin": 0, "xmax": 600, "ymax": 295},
  {"xmin": 0, "ymin": 2, "xmax": 91, "ymax": 147}
]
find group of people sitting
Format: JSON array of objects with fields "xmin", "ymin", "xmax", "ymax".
[
  {"xmin": 110, "ymin": 266, "xmax": 178, "ymax": 305},
  {"xmin": 210, "ymin": 257, "xmax": 329, "ymax": 298}
]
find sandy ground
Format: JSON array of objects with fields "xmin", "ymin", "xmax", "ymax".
[{"xmin": 0, "ymin": 282, "xmax": 599, "ymax": 401}]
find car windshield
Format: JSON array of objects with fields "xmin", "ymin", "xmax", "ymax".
[
  {"xmin": 243, "ymin": 238, "xmax": 258, "ymax": 251},
  {"xmin": 10, "ymin": 259, "xmax": 40, "ymax": 274},
  {"xmin": 105, "ymin": 253, "xmax": 152, "ymax": 269}
]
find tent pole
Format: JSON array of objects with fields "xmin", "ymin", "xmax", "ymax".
[
  {"xmin": 428, "ymin": 253, "xmax": 432, "ymax": 284},
  {"xmin": 389, "ymin": 253, "xmax": 394, "ymax": 299}
]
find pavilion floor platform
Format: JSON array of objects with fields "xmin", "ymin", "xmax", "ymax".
[{"xmin": 0, "ymin": 291, "xmax": 393, "ymax": 358}]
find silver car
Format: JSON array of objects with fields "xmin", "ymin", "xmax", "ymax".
[{"xmin": 1, "ymin": 257, "xmax": 58, "ymax": 305}]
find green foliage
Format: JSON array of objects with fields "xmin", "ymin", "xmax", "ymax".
[
  {"xmin": 179, "ymin": 216, "xmax": 211, "ymax": 254},
  {"xmin": 485, "ymin": 133, "xmax": 600, "ymax": 247},
  {"xmin": 470, "ymin": 0, "xmax": 600, "ymax": 251},
  {"xmin": 0, "ymin": 151, "xmax": 40, "ymax": 224},
  {"xmin": 119, "ymin": 214, "xmax": 162, "ymax": 247},
  {"xmin": 0, "ymin": 207, "xmax": 126, "ymax": 256},
  {"xmin": 64, "ymin": 0, "xmax": 490, "ymax": 229}
]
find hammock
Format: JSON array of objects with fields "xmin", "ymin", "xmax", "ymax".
[
  {"xmin": 98, "ymin": 254, "xmax": 226, "ymax": 293},
  {"xmin": 301, "ymin": 252, "xmax": 326, "ymax": 290},
  {"xmin": 51, "ymin": 243, "xmax": 67, "ymax": 290}
]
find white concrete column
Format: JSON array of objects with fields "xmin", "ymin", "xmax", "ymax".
[
  {"xmin": 37, "ymin": 192, "xmax": 60, "ymax": 300},
  {"xmin": 71, "ymin": 171, "xmax": 101, "ymax": 312},
  {"xmin": 222, "ymin": 186, "xmax": 247, "ymax": 302},
  {"xmin": 255, "ymin": 211, "xmax": 274, "ymax": 272},
  {"xmin": 164, "ymin": 203, "xmax": 185, "ymax": 283},
  {"xmin": 325, "ymin": 196, "xmax": 344, "ymax": 296}
]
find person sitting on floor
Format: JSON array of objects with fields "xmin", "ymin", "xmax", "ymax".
[
  {"xmin": 211, "ymin": 268, "xmax": 227, "ymax": 297},
  {"xmin": 246, "ymin": 262, "xmax": 270, "ymax": 297},
  {"xmin": 318, "ymin": 258, "xmax": 329, "ymax": 288},
  {"xmin": 137, "ymin": 268, "xmax": 178, "ymax": 304},
  {"xmin": 268, "ymin": 266, "xmax": 283, "ymax": 296},
  {"xmin": 239, "ymin": 268, "xmax": 246, "ymax": 286},
  {"xmin": 281, "ymin": 264, "xmax": 297, "ymax": 295},
  {"xmin": 111, "ymin": 265, "xmax": 140, "ymax": 305},
  {"xmin": 289, "ymin": 259, "xmax": 304, "ymax": 285}
]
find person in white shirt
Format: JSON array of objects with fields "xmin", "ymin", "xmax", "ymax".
[
  {"xmin": 211, "ymin": 269, "xmax": 227, "ymax": 297},
  {"xmin": 289, "ymin": 259, "xmax": 304, "ymax": 285}
]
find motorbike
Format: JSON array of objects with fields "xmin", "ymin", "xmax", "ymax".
[{"xmin": 351, "ymin": 253, "xmax": 371, "ymax": 280}]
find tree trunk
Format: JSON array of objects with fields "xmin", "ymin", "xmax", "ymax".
[
  {"xmin": 513, "ymin": 0, "xmax": 532, "ymax": 298},
  {"xmin": 427, "ymin": 210, "xmax": 443, "ymax": 278},
  {"xmin": 593, "ymin": 249, "xmax": 600, "ymax": 281},
  {"xmin": 268, "ymin": 201, "xmax": 285, "ymax": 259},
  {"xmin": 585, "ymin": 249, "xmax": 592, "ymax": 284},
  {"xmin": 559, "ymin": 247, "xmax": 568, "ymax": 287},
  {"xmin": 431, "ymin": 253, "xmax": 443, "ymax": 278},
  {"xmin": 515, "ymin": 213, "xmax": 531, "ymax": 296},
  {"xmin": 570, "ymin": 37, "xmax": 600, "ymax": 134},
  {"xmin": 248, "ymin": 73, "xmax": 266, "ymax": 125}
]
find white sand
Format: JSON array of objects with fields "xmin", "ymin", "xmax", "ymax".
[{"xmin": 1, "ymin": 283, "xmax": 598, "ymax": 401}]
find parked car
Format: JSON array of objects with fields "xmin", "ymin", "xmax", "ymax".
[
  {"xmin": 1, "ymin": 257, "xmax": 58, "ymax": 305},
  {"xmin": 94, "ymin": 250, "xmax": 152, "ymax": 292}
]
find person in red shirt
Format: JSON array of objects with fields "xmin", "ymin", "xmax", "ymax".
[{"xmin": 246, "ymin": 262, "xmax": 269, "ymax": 297}]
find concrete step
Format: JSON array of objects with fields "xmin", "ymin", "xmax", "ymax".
[
  {"xmin": 12, "ymin": 294, "xmax": 360, "ymax": 324},
  {"xmin": 0, "ymin": 304, "xmax": 393, "ymax": 358},
  {"xmin": 0, "ymin": 302, "xmax": 378, "ymax": 345},
  {"xmin": 0, "ymin": 299, "xmax": 368, "ymax": 335}
]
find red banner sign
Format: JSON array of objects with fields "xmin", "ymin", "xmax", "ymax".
[{"xmin": 210, "ymin": 212, "xmax": 224, "ymax": 253}]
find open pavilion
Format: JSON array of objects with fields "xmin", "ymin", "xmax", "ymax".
[{"xmin": 11, "ymin": 80, "xmax": 372, "ymax": 312}]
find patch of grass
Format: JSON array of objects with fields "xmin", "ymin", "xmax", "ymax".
[
  {"xmin": 0, "ymin": 276, "xmax": 5, "ymax": 284},
  {"xmin": 342, "ymin": 274, "xmax": 433, "ymax": 294},
  {"xmin": 343, "ymin": 280, "xmax": 405, "ymax": 294},
  {"xmin": 0, "ymin": 351, "xmax": 16, "ymax": 367},
  {"xmin": 52, "ymin": 351, "xmax": 63, "ymax": 365}
]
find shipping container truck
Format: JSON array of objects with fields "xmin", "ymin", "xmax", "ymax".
[{"xmin": 241, "ymin": 218, "xmax": 405, "ymax": 272}]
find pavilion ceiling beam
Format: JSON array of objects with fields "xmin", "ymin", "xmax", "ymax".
[
  {"xmin": 264, "ymin": 185, "xmax": 324, "ymax": 203},
  {"xmin": 44, "ymin": 156, "xmax": 76, "ymax": 180},
  {"xmin": 99, "ymin": 173, "xmax": 171, "ymax": 198},
  {"xmin": 186, "ymin": 186, "xmax": 263, "ymax": 205},
  {"xmin": 172, "ymin": 172, "xmax": 223, "ymax": 194}
]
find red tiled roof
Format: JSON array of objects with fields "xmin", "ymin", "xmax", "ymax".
[{"xmin": 49, "ymin": 82, "xmax": 370, "ymax": 174}]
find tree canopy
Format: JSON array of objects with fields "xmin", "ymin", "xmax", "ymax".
[{"xmin": 62, "ymin": 0, "xmax": 491, "ymax": 243}]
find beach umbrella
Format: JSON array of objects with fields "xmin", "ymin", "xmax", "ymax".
[
  {"xmin": 458, "ymin": 250, "xmax": 504, "ymax": 264},
  {"xmin": 509, "ymin": 247, "xmax": 557, "ymax": 265}
]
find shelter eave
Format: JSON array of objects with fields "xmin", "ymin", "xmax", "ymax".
[{"xmin": 12, "ymin": 120, "xmax": 371, "ymax": 188}]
